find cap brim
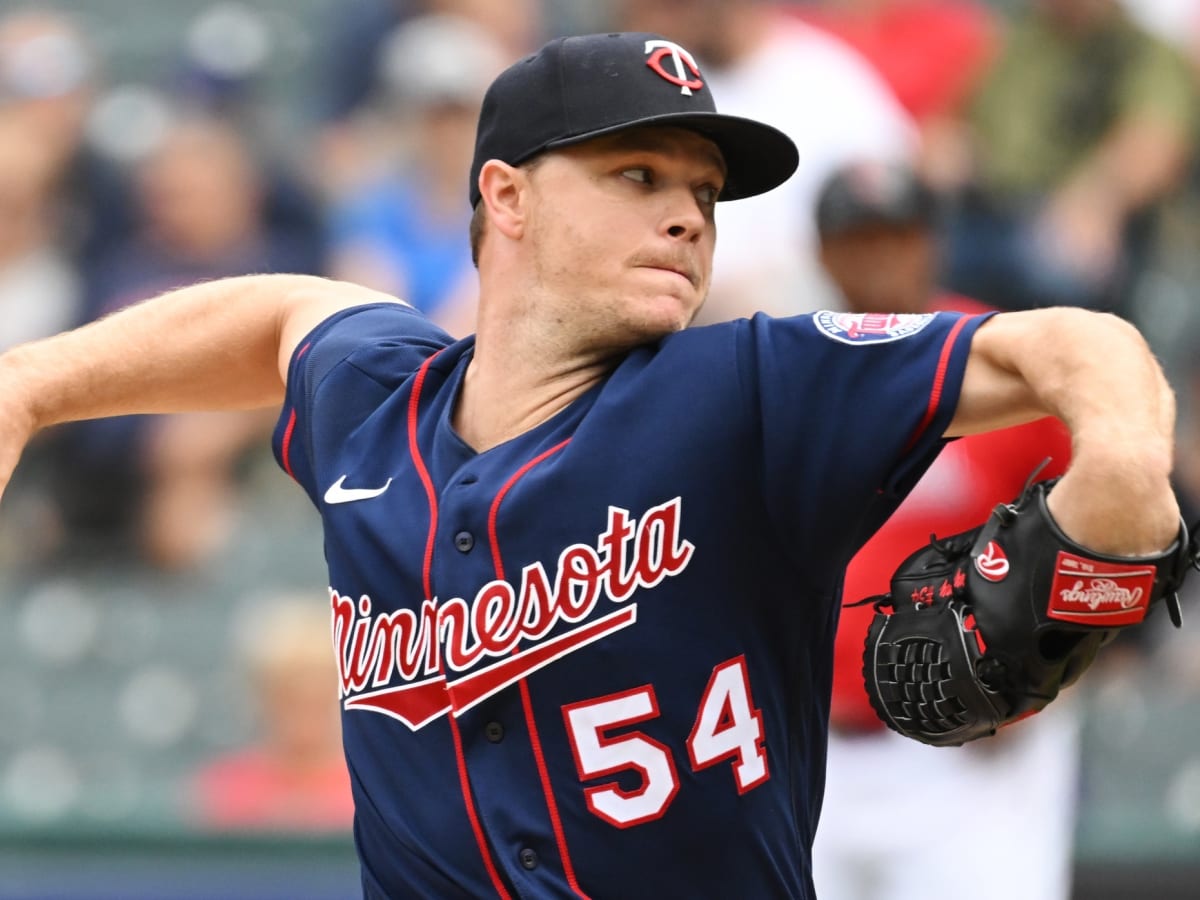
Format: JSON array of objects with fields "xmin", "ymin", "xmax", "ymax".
[{"xmin": 544, "ymin": 112, "xmax": 798, "ymax": 202}]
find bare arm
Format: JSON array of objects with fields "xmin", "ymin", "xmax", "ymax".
[
  {"xmin": 948, "ymin": 308, "xmax": 1178, "ymax": 555},
  {"xmin": 0, "ymin": 273, "xmax": 407, "ymax": 498}
]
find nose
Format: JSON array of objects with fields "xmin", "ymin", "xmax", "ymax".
[{"xmin": 661, "ymin": 187, "xmax": 708, "ymax": 243}]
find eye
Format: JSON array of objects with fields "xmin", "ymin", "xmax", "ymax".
[
  {"xmin": 695, "ymin": 183, "xmax": 721, "ymax": 206},
  {"xmin": 622, "ymin": 167, "xmax": 652, "ymax": 185}
]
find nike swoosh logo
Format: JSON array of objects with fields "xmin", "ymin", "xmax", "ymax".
[{"xmin": 324, "ymin": 475, "xmax": 393, "ymax": 505}]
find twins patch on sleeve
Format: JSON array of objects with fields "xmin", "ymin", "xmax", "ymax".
[{"xmin": 813, "ymin": 311, "xmax": 935, "ymax": 345}]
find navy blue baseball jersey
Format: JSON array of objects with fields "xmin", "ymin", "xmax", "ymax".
[{"xmin": 272, "ymin": 303, "xmax": 990, "ymax": 899}]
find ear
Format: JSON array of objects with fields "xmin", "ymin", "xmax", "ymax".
[{"xmin": 478, "ymin": 160, "xmax": 527, "ymax": 242}]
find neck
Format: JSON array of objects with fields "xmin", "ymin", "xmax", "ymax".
[{"xmin": 453, "ymin": 294, "xmax": 618, "ymax": 453}]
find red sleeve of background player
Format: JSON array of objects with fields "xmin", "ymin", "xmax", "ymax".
[{"xmin": 829, "ymin": 296, "xmax": 1071, "ymax": 732}]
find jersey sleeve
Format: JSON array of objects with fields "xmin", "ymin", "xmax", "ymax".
[
  {"xmin": 272, "ymin": 302, "xmax": 452, "ymax": 504},
  {"xmin": 736, "ymin": 309, "xmax": 994, "ymax": 566}
]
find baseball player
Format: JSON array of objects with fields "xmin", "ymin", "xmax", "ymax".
[
  {"xmin": 0, "ymin": 32, "xmax": 1183, "ymax": 900},
  {"xmin": 809, "ymin": 160, "xmax": 1080, "ymax": 900}
]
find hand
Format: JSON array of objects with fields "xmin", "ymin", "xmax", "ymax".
[
  {"xmin": 0, "ymin": 350, "xmax": 42, "ymax": 505},
  {"xmin": 0, "ymin": 392, "xmax": 36, "ymax": 505},
  {"xmin": 1032, "ymin": 186, "xmax": 1122, "ymax": 286}
]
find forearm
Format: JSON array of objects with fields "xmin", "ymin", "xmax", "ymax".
[
  {"xmin": 2, "ymin": 273, "xmax": 399, "ymax": 428},
  {"xmin": 952, "ymin": 309, "xmax": 1169, "ymax": 441},
  {"xmin": 953, "ymin": 308, "xmax": 1178, "ymax": 553},
  {"xmin": 0, "ymin": 273, "xmax": 402, "ymax": 499},
  {"xmin": 3, "ymin": 276, "xmax": 290, "ymax": 431}
]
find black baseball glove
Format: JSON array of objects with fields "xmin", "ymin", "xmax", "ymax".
[{"xmin": 861, "ymin": 476, "xmax": 1197, "ymax": 747}]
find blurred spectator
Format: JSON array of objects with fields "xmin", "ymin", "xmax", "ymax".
[
  {"xmin": 326, "ymin": 14, "xmax": 507, "ymax": 335},
  {"xmin": 428, "ymin": 0, "xmax": 545, "ymax": 60},
  {"xmin": 618, "ymin": 0, "xmax": 918, "ymax": 319},
  {"xmin": 1118, "ymin": 0, "xmax": 1200, "ymax": 60},
  {"xmin": 792, "ymin": 0, "xmax": 1000, "ymax": 127},
  {"xmin": 310, "ymin": 0, "xmax": 541, "ymax": 127},
  {"xmin": 0, "ymin": 8, "xmax": 133, "ymax": 567},
  {"xmin": 0, "ymin": 6, "xmax": 136, "ymax": 279},
  {"xmin": 306, "ymin": 0, "xmax": 420, "ymax": 202},
  {"xmin": 190, "ymin": 593, "xmax": 352, "ymax": 832},
  {"xmin": 307, "ymin": 0, "xmax": 547, "ymax": 204},
  {"xmin": 166, "ymin": 3, "xmax": 330, "ymax": 290},
  {"xmin": 309, "ymin": 0, "xmax": 419, "ymax": 128},
  {"xmin": 789, "ymin": 0, "xmax": 1000, "ymax": 192},
  {"xmin": 809, "ymin": 159, "xmax": 1080, "ymax": 900},
  {"xmin": 933, "ymin": 0, "xmax": 1199, "ymax": 313},
  {"xmin": 48, "ymin": 115, "xmax": 323, "ymax": 568},
  {"xmin": 1104, "ymin": 2, "xmax": 1200, "ymax": 521},
  {"xmin": 89, "ymin": 114, "xmax": 320, "ymax": 311},
  {"xmin": 0, "ymin": 112, "xmax": 80, "ymax": 351},
  {"xmin": 171, "ymin": 2, "xmax": 277, "ymax": 124}
]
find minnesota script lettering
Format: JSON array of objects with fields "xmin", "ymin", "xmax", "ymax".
[{"xmin": 332, "ymin": 498, "xmax": 694, "ymax": 730}]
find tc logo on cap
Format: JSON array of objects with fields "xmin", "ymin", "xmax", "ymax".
[{"xmin": 644, "ymin": 39, "xmax": 703, "ymax": 96}]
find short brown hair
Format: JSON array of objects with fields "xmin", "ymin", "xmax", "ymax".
[{"xmin": 469, "ymin": 201, "xmax": 487, "ymax": 268}]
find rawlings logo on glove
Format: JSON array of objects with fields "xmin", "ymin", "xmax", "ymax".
[
  {"xmin": 861, "ymin": 476, "xmax": 1197, "ymax": 747},
  {"xmin": 1047, "ymin": 554, "xmax": 1154, "ymax": 624}
]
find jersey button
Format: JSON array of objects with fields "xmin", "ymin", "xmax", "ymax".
[
  {"xmin": 485, "ymin": 721, "xmax": 504, "ymax": 743},
  {"xmin": 454, "ymin": 531, "xmax": 474, "ymax": 552},
  {"xmin": 519, "ymin": 848, "xmax": 538, "ymax": 870}
]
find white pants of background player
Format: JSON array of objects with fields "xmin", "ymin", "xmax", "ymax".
[{"xmin": 812, "ymin": 701, "xmax": 1080, "ymax": 900}]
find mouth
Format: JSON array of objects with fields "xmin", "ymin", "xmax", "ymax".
[{"xmin": 640, "ymin": 264, "xmax": 698, "ymax": 288}]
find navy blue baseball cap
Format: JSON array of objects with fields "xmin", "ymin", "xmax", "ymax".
[{"xmin": 469, "ymin": 32, "xmax": 799, "ymax": 207}]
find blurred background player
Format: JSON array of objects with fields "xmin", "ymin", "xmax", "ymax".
[{"xmin": 809, "ymin": 159, "xmax": 1080, "ymax": 900}]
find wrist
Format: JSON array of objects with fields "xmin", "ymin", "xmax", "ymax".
[
  {"xmin": 1047, "ymin": 453, "xmax": 1179, "ymax": 555},
  {"xmin": 1067, "ymin": 434, "xmax": 1173, "ymax": 486},
  {"xmin": 0, "ymin": 345, "xmax": 51, "ymax": 439}
]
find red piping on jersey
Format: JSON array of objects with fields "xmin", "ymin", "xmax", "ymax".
[
  {"xmin": 408, "ymin": 349, "xmax": 511, "ymax": 899},
  {"xmin": 281, "ymin": 411, "xmax": 299, "ymax": 479},
  {"xmin": 488, "ymin": 439, "xmax": 590, "ymax": 900},
  {"xmin": 448, "ymin": 713, "xmax": 512, "ymax": 899},
  {"xmin": 409, "ymin": 351, "xmax": 443, "ymax": 601},
  {"xmin": 486, "ymin": 440, "xmax": 573, "ymax": 574},
  {"xmin": 903, "ymin": 314, "xmax": 974, "ymax": 453},
  {"xmin": 279, "ymin": 341, "xmax": 311, "ymax": 479}
]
